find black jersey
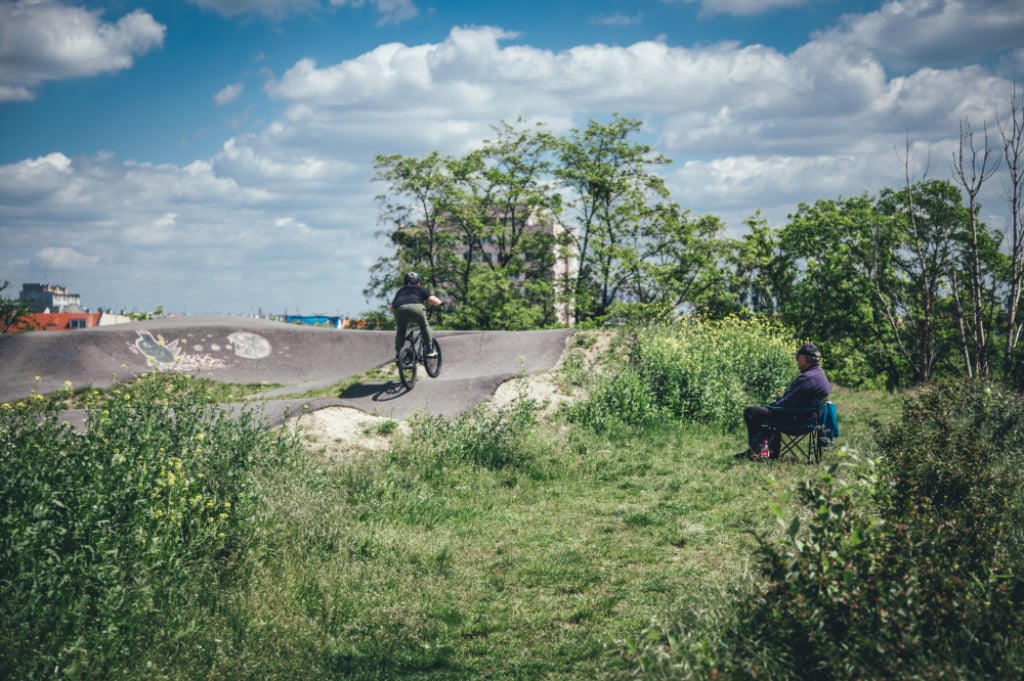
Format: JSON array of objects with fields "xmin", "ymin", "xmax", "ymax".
[{"xmin": 392, "ymin": 285, "xmax": 432, "ymax": 307}]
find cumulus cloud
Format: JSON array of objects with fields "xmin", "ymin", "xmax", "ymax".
[
  {"xmin": 256, "ymin": 21, "xmax": 1016, "ymax": 242},
  {"xmin": 264, "ymin": 23, "xmax": 998, "ymax": 160},
  {"xmin": 816, "ymin": 0, "xmax": 1024, "ymax": 71},
  {"xmin": 0, "ymin": 0, "xmax": 165, "ymax": 101},
  {"xmin": 1, "ymin": 5, "xmax": 1020, "ymax": 313},
  {"xmin": 0, "ymin": 148, "xmax": 364, "ymax": 313},
  {"xmin": 660, "ymin": 0, "xmax": 813, "ymax": 17},
  {"xmin": 215, "ymin": 82, "xmax": 244, "ymax": 106},
  {"xmin": 188, "ymin": 0, "xmax": 417, "ymax": 23}
]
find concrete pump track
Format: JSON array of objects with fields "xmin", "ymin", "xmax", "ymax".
[{"xmin": 0, "ymin": 316, "xmax": 575, "ymax": 430}]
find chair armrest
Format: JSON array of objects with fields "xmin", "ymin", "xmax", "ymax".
[{"xmin": 764, "ymin": 405, "xmax": 817, "ymax": 416}]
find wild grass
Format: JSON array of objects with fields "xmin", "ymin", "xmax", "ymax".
[
  {"xmin": 209, "ymin": 409, "xmax": 871, "ymax": 680},
  {"xmin": 11, "ymin": 318, "xmax": 992, "ymax": 680}
]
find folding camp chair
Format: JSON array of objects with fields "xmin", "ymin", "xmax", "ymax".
[{"xmin": 762, "ymin": 400, "xmax": 838, "ymax": 464}]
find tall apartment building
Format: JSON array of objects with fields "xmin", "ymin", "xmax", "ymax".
[{"xmin": 19, "ymin": 283, "xmax": 83, "ymax": 313}]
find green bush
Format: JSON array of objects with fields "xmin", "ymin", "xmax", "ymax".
[
  {"xmin": 736, "ymin": 379, "xmax": 1024, "ymax": 680},
  {"xmin": 562, "ymin": 368, "xmax": 664, "ymax": 432},
  {"xmin": 404, "ymin": 393, "xmax": 540, "ymax": 472},
  {"xmin": 875, "ymin": 380, "xmax": 1024, "ymax": 564},
  {"xmin": 0, "ymin": 374, "xmax": 299, "ymax": 680},
  {"xmin": 566, "ymin": 317, "xmax": 796, "ymax": 430}
]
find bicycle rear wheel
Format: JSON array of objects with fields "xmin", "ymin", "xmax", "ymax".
[
  {"xmin": 424, "ymin": 339, "xmax": 442, "ymax": 378},
  {"xmin": 397, "ymin": 343, "xmax": 417, "ymax": 389}
]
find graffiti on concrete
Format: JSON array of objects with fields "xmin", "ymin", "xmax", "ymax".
[
  {"xmin": 226, "ymin": 331, "xmax": 272, "ymax": 359},
  {"xmin": 129, "ymin": 330, "xmax": 273, "ymax": 371},
  {"xmin": 130, "ymin": 329, "xmax": 276, "ymax": 372},
  {"xmin": 131, "ymin": 331, "xmax": 227, "ymax": 371}
]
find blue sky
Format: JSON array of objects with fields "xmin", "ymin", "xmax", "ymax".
[{"xmin": 1, "ymin": 0, "xmax": 1023, "ymax": 317}]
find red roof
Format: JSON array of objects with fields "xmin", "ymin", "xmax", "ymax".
[{"xmin": 8, "ymin": 312, "xmax": 102, "ymax": 333}]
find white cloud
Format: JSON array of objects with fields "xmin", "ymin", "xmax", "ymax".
[
  {"xmin": 659, "ymin": 0, "xmax": 813, "ymax": 17},
  {"xmin": 0, "ymin": 84, "xmax": 33, "ymax": 101},
  {"xmin": 0, "ymin": 148, "xmax": 367, "ymax": 314},
  {"xmin": 816, "ymin": 0, "xmax": 1024, "ymax": 71},
  {"xmin": 215, "ymin": 82, "xmax": 244, "ymax": 106},
  {"xmin": 37, "ymin": 246, "xmax": 100, "ymax": 270},
  {"xmin": 124, "ymin": 213, "xmax": 178, "ymax": 246},
  {"xmin": 0, "ymin": 0, "xmax": 165, "ymax": 101},
  {"xmin": 328, "ymin": 0, "xmax": 418, "ymax": 25},
  {"xmin": 265, "ymin": 24, "xmax": 1001, "ymax": 161},
  {"xmin": 262, "ymin": 22, "xmax": 1017, "ymax": 244},
  {"xmin": 1, "ymin": 6, "xmax": 1020, "ymax": 314},
  {"xmin": 187, "ymin": 0, "xmax": 320, "ymax": 18},
  {"xmin": 188, "ymin": 0, "xmax": 417, "ymax": 23},
  {"xmin": 590, "ymin": 12, "xmax": 643, "ymax": 26}
]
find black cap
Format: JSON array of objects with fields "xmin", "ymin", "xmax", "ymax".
[{"xmin": 796, "ymin": 343, "xmax": 821, "ymax": 361}]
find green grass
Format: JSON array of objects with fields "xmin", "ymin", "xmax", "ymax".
[
  {"xmin": 57, "ymin": 362, "xmax": 398, "ymax": 408},
  {"xmin": 193, "ymin": 384, "xmax": 896, "ymax": 680},
  {"xmin": 1, "ymin": 328, "xmax": 901, "ymax": 680}
]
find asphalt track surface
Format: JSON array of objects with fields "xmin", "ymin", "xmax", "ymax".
[{"xmin": 0, "ymin": 316, "xmax": 575, "ymax": 429}]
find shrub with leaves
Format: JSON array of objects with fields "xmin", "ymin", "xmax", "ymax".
[
  {"xmin": 406, "ymin": 393, "xmax": 540, "ymax": 471},
  {"xmin": 566, "ymin": 317, "xmax": 796, "ymax": 430},
  {"xmin": 562, "ymin": 367, "xmax": 664, "ymax": 432},
  {"xmin": 0, "ymin": 373, "xmax": 299, "ymax": 680},
  {"xmin": 875, "ymin": 379, "xmax": 1024, "ymax": 569},
  {"xmin": 727, "ymin": 379, "xmax": 1024, "ymax": 680}
]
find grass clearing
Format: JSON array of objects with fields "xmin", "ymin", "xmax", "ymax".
[
  {"xmin": 2, "ymin": 325, "xmax": 906, "ymax": 679},
  {"xmin": 205, "ymin": 386, "xmax": 895, "ymax": 680}
]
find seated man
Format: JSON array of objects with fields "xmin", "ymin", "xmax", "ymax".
[{"xmin": 735, "ymin": 343, "xmax": 831, "ymax": 460}]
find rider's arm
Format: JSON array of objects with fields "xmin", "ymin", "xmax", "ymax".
[{"xmin": 426, "ymin": 294, "xmax": 442, "ymax": 307}]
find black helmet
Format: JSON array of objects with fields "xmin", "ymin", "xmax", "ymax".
[{"xmin": 404, "ymin": 272, "xmax": 422, "ymax": 286}]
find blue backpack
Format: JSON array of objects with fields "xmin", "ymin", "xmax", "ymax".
[{"xmin": 821, "ymin": 401, "xmax": 840, "ymax": 444}]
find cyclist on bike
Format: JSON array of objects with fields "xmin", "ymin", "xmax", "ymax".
[{"xmin": 390, "ymin": 272, "xmax": 441, "ymax": 361}]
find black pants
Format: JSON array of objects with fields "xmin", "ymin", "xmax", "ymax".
[{"xmin": 743, "ymin": 405, "xmax": 775, "ymax": 453}]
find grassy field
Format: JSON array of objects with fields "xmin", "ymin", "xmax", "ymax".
[
  {"xmin": 202, "ymin": 377, "xmax": 898, "ymax": 679},
  {"xmin": 1, "ymin": 329, "xmax": 901, "ymax": 680}
]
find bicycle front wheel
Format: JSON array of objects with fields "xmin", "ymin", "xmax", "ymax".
[
  {"xmin": 398, "ymin": 344, "xmax": 417, "ymax": 389},
  {"xmin": 424, "ymin": 339, "xmax": 442, "ymax": 378}
]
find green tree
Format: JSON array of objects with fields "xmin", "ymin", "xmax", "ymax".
[
  {"xmin": 877, "ymin": 179, "xmax": 972, "ymax": 383},
  {"xmin": 367, "ymin": 151, "xmax": 462, "ymax": 303},
  {"xmin": 728, "ymin": 211, "xmax": 787, "ymax": 315},
  {"xmin": 998, "ymin": 77, "xmax": 1024, "ymax": 385},
  {"xmin": 0, "ymin": 281, "xmax": 33, "ymax": 333},
  {"xmin": 778, "ymin": 195, "xmax": 902, "ymax": 387},
  {"xmin": 555, "ymin": 114, "xmax": 673, "ymax": 324},
  {"xmin": 622, "ymin": 205, "xmax": 735, "ymax": 319},
  {"xmin": 443, "ymin": 120, "xmax": 563, "ymax": 328},
  {"xmin": 370, "ymin": 121, "xmax": 570, "ymax": 329},
  {"xmin": 443, "ymin": 267, "xmax": 548, "ymax": 330}
]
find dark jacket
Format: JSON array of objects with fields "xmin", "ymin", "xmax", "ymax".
[
  {"xmin": 772, "ymin": 365, "xmax": 830, "ymax": 409},
  {"xmin": 392, "ymin": 285, "xmax": 432, "ymax": 308}
]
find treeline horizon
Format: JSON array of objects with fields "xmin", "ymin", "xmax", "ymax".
[{"xmin": 365, "ymin": 87, "xmax": 1024, "ymax": 391}]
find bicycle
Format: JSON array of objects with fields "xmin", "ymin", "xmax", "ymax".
[{"xmin": 396, "ymin": 327, "xmax": 442, "ymax": 389}]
